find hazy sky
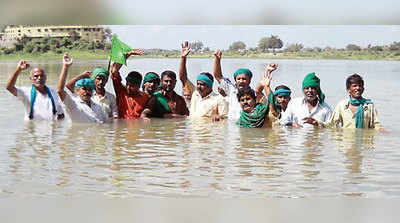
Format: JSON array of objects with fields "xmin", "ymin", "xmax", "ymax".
[{"xmin": 109, "ymin": 25, "xmax": 400, "ymax": 50}]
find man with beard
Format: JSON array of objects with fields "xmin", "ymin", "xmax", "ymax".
[
  {"xmin": 327, "ymin": 74, "xmax": 386, "ymax": 131},
  {"xmin": 280, "ymin": 72, "xmax": 332, "ymax": 128},
  {"xmin": 109, "ymin": 49, "xmax": 150, "ymax": 119},
  {"xmin": 142, "ymin": 72, "xmax": 161, "ymax": 95},
  {"xmin": 190, "ymin": 73, "xmax": 228, "ymax": 121},
  {"xmin": 57, "ymin": 53, "xmax": 108, "ymax": 123},
  {"xmin": 237, "ymin": 87, "xmax": 269, "ymax": 128},
  {"xmin": 141, "ymin": 70, "xmax": 189, "ymax": 119},
  {"xmin": 65, "ymin": 67, "xmax": 118, "ymax": 119},
  {"xmin": 213, "ymin": 50, "xmax": 276, "ymax": 121},
  {"xmin": 6, "ymin": 60, "xmax": 65, "ymax": 121}
]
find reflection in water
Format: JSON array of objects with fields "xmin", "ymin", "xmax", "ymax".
[{"xmin": 0, "ymin": 59, "xmax": 399, "ymax": 198}]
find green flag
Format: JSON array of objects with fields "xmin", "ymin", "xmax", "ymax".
[{"xmin": 110, "ymin": 35, "xmax": 132, "ymax": 66}]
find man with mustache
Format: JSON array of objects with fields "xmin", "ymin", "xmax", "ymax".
[
  {"xmin": 280, "ymin": 72, "xmax": 332, "ymax": 128},
  {"xmin": 327, "ymin": 74, "xmax": 386, "ymax": 131},
  {"xmin": 65, "ymin": 67, "xmax": 118, "ymax": 119},
  {"xmin": 141, "ymin": 70, "xmax": 189, "ymax": 119},
  {"xmin": 237, "ymin": 87, "xmax": 269, "ymax": 128},
  {"xmin": 6, "ymin": 60, "xmax": 65, "ymax": 121},
  {"xmin": 213, "ymin": 50, "xmax": 276, "ymax": 121},
  {"xmin": 190, "ymin": 72, "xmax": 228, "ymax": 121},
  {"xmin": 57, "ymin": 53, "xmax": 108, "ymax": 123}
]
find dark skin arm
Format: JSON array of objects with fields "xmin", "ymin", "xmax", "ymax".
[
  {"xmin": 66, "ymin": 71, "xmax": 91, "ymax": 93},
  {"xmin": 6, "ymin": 60, "xmax": 30, "ymax": 96},
  {"xmin": 213, "ymin": 50, "xmax": 223, "ymax": 83},
  {"xmin": 57, "ymin": 53, "xmax": 73, "ymax": 101},
  {"xmin": 179, "ymin": 41, "xmax": 191, "ymax": 86}
]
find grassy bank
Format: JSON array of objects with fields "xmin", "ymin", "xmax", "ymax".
[{"xmin": 1, "ymin": 49, "xmax": 400, "ymax": 61}]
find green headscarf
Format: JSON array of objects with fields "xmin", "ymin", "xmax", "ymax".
[
  {"xmin": 302, "ymin": 72, "xmax": 325, "ymax": 104},
  {"xmin": 233, "ymin": 68, "xmax": 253, "ymax": 80},
  {"xmin": 237, "ymin": 103, "xmax": 269, "ymax": 128},
  {"xmin": 143, "ymin": 72, "xmax": 160, "ymax": 84},
  {"xmin": 75, "ymin": 78, "xmax": 95, "ymax": 89},
  {"xmin": 91, "ymin": 67, "xmax": 109, "ymax": 80}
]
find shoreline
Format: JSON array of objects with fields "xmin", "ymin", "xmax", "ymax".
[{"xmin": 1, "ymin": 50, "xmax": 399, "ymax": 61}]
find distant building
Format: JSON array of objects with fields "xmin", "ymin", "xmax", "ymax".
[{"xmin": 0, "ymin": 25, "xmax": 105, "ymax": 48}]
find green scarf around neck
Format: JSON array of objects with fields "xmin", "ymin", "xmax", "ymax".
[
  {"xmin": 237, "ymin": 103, "xmax": 268, "ymax": 128},
  {"xmin": 29, "ymin": 85, "xmax": 57, "ymax": 120},
  {"xmin": 153, "ymin": 91, "xmax": 171, "ymax": 113},
  {"xmin": 348, "ymin": 95, "xmax": 372, "ymax": 128}
]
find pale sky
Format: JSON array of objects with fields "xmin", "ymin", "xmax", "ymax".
[{"xmin": 109, "ymin": 25, "xmax": 400, "ymax": 50}]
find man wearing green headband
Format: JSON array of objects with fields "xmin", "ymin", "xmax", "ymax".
[
  {"xmin": 6, "ymin": 60, "xmax": 65, "ymax": 121},
  {"xmin": 141, "ymin": 70, "xmax": 189, "ymax": 119},
  {"xmin": 213, "ymin": 50, "xmax": 276, "ymax": 121},
  {"xmin": 66, "ymin": 67, "xmax": 118, "ymax": 119},
  {"xmin": 142, "ymin": 72, "xmax": 161, "ymax": 95},
  {"xmin": 257, "ymin": 66, "xmax": 291, "ymax": 126},
  {"xmin": 57, "ymin": 53, "xmax": 108, "ymax": 123},
  {"xmin": 110, "ymin": 49, "xmax": 150, "ymax": 119},
  {"xmin": 189, "ymin": 72, "xmax": 228, "ymax": 121},
  {"xmin": 327, "ymin": 74, "xmax": 387, "ymax": 132},
  {"xmin": 280, "ymin": 72, "xmax": 332, "ymax": 128}
]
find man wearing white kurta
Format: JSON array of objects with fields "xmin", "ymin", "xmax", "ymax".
[
  {"xmin": 280, "ymin": 72, "xmax": 332, "ymax": 127},
  {"xmin": 57, "ymin": 53, "xmax": 108, "ymax": 123},
  {"xmin": 6, "ymin": 60, "xmax": 65, "ymax": 121}
]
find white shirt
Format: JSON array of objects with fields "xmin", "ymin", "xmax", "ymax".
[
  {"xmin": 92, "ymin": 91, "xmax": 118, "ymax": 118},
  {"xmin": 280, "ymin": 97, "xmax": 332, "ymax": 127},
  {"xmin": 63, "ymin": 90, "xmax": 108, "ymax": 123},
  {"xmin": 190, "ymin": 91, "xmax": 228, "ymax": 118},
  {"xmin": 15, "ymin": 86, "xmax": 64, "ymax": 121},
  {"xmin": 219, "ymin": 78, "xmax": 241, "ymax": 120}
]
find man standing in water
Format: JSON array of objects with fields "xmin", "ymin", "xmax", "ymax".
[
  {"xmin": 57, "ymin": 53, "xmax": 108, "ymax": 123},
  {"xmin": 110, "ymin": 49, "xmax": 149, "ymax": 120},
  {"xmin": 280, "ymin": 72, "xmax": 332, "ymax": 127},
  {"xmin": 65, "ymin": 67, "xmax": 118, "ymax": 119},
  {"xmin": 213, "ymin": 50, "xmax": 277, "ymax": 121},
  {"xmin": 141, "ymin": 70, "xmax": 189, "ymax": 119},
  {"xmin": 190, "ymin": 72, "xmax": 228, "ymax": 121},
  {"xmin": 6, "ymin": 60, "xmax": 65, "ymax": 121},
  {"xmin": 327, "ymin": 74, "xmax": 386, "ymax": 131},
  {"xmin": 237, "ymin": 87, "xmax": 269, "ymax": 128}
]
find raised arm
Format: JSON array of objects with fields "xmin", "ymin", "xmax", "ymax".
[
  {"xmin": 256, "ymin": 63, "xmax": 277, "ymax": 101},
  {"xmin": 179, "ymin": 41, "xmax": 191, "ymax": 85},
  {"xmin": 57, "ymin": 53, "xmax": 73, "ymax": 101},
  {"xmin": 6, "ymin": 61, "xmax": 30, "ymax": 96},
  {"xmin": 213, "ymin": 50, "xmax": 223, "ymax": 83},
  {"xmin": 66, "ymin": 71, "xmax": 91, "ymax": 93}
]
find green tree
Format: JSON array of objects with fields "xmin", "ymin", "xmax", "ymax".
[
  {"xmin": 258, "ymin": 35, "xmax": 283, "ymax": 52},
  {"xmin": 285, "ymin": 43, "xmax": 304, "ymax": 52},
  {"xmin": 389, "ymin": 42, "xmax": 400, "ymax": 51},
  {"xmin": 346, "ymin": 44, "xmax": 361, "ymax": 51},
  {"xmin": 190, "ymin": 41, "xmax": 204, "ymax": 52},
  {"xmin": 229, "ymin": 41, "xmax": 246, "ymax": 51}
]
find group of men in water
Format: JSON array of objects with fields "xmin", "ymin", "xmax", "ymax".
[{"xmin": 6, "ymin": 41, "xmax": 385, "ymax": 132}]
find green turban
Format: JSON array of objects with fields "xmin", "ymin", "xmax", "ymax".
[
  {"xmin": 143, "ymin": 72, "xmax": 160, "ymax": 84},
  {"xmin": 91, "ymin": 67, "xmax": 109, "ymax": 80},
  {"xmin": 233, "ymin": 68, "xmax": 253, "ymax": 80},
  {"xmin": 302, "ymin": 72, "xmax": 325, "ymax": 104},
  {"xmin": 75, "ymin": 78, "xmax": 95, "ymax": 89}
]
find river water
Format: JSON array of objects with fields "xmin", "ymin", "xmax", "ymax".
[{"xmin": 0, "ymin": 58, "xmax": 399, "ymax": 198}]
